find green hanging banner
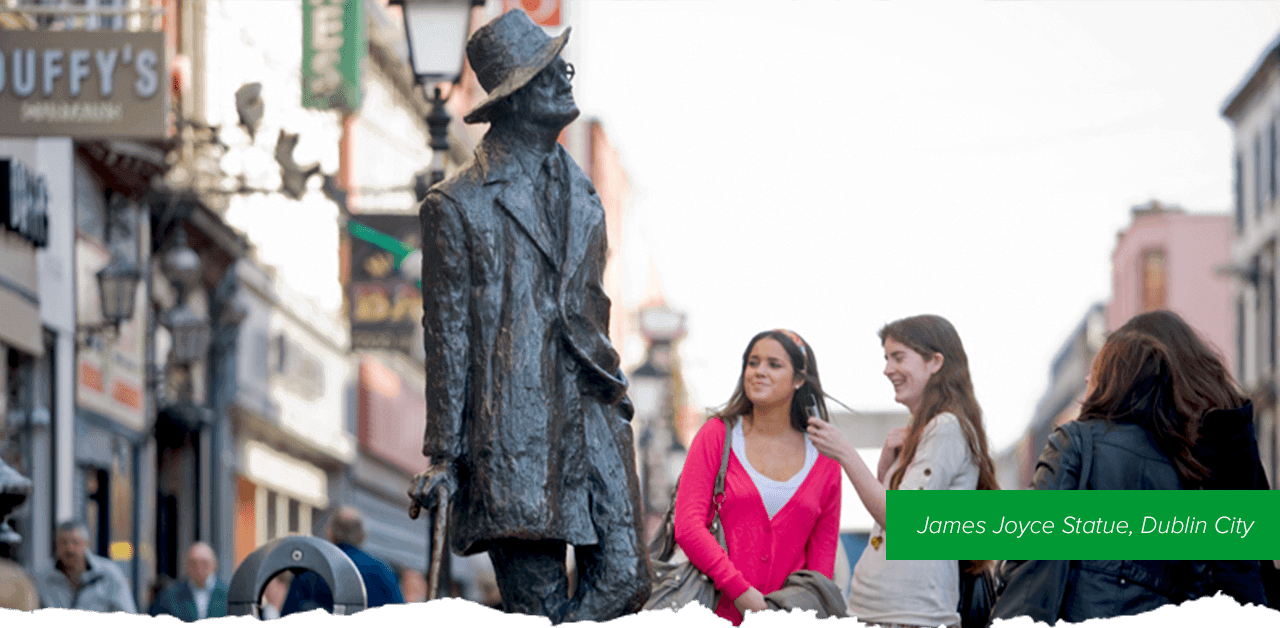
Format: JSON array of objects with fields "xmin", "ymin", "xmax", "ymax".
[{"xmin": 302, "ymin": 0, "xmax": 365, "ymax": 112}]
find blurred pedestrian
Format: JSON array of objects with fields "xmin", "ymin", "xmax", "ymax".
[
  {"xmin": 1115, "ymin": 310, "xmax": 1274, "ymax": 607},
  {"xmin": 147, "ymin": 573, "xmax": 175, "ymax": 612},
  {"xmin": 259, "ymin": 572, "xmax": 291, "ymax": 619},
  {"xmin": 36, "ymin": 520, "xmax": 136, "ymax": 612},
  {"xmin": 149, "ymin": 542, "xmax": 228, "ymax": 621},
  {"xmin": 995, "ymin": 330, "xmax": 1225, "ymax": 624},
  {"xmin": 807, "ymin": 314, "xmax": 999, "ymax": 628},
  {"xmin": 280, "ymin": 507, "xmax": 402, "ymax": 615},
  {"xmin": 398, "ymin": 566, "xmax": 426, "ymax": 604}
]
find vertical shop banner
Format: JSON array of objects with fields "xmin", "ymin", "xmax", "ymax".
[
  {"xmin": 348, "ymin": 214, "xmax": 422, "ymax": 355},
  {"xmin": 504, "ymin": 0, "xmax": 562, "ymax": 27},
  {"xmin": 75, "ymin": 236, "xmax": 147, "ymax": 432},
  {"xmin": 302, "ymin": 0, "xmax": 365, "ymax": 112}
]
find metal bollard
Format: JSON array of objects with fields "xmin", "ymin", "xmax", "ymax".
[{"xmin": 227, "ymin": 535, "xmax": 368, "ymax": 617}]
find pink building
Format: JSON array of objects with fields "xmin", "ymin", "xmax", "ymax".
[{"xmin": 1107, "ymin": 200, "xmax": 1236, "ymax": 366}]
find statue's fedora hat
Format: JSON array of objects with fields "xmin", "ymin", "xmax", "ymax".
[{"xmin": 464, "ymin": 10, "xmax": 570, "ymax": 124}]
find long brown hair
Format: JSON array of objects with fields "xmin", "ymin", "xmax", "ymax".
[
  {"xmin": 1080, "ymin": 330, "xmax": 1210, "ymax": 483},
  {"xmin": 880, "ymin": 315, "xmax": 998, "ymax": 576},
  {"xmin": 717, "ymin": 329, "xmax": 830, "ymax": 432},
  {"xmin": 1115, "ymin": 310, "xmax": 1248, "ymax": 417},
  {"xmin": 880, "ymin": 315, "xmax": 999, "ymax": 494}
]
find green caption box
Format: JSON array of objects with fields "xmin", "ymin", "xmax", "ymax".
[{"xmin": 884, "ymin": 490, "xmax": 1280, "ymax": 560}]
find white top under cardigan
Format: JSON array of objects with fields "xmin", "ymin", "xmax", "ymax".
[
  {"xmin": 730, "ymin": 421, "xmax": 819, "ymax": 518},
  {"xmin": 845, "ymin": 412, "xmax": 979, "ymax": 628}
]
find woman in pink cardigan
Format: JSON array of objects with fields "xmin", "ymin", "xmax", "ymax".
[{"xmin": 673, "ymin": 329, "xmax": 843, "ymax": 625}]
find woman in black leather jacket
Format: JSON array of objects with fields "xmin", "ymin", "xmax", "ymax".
[
  {"xmin": 1117, "ymin": 311, "xmax": 1275, "ymax": 608},
  {"xmin": 996, "ymin": 324, "xmax": 1267, "ymax": 625}
]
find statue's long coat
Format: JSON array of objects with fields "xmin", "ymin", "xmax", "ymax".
[{"xmin": 419, "ymin": 134, "xmax": 645, "ymax": 557}]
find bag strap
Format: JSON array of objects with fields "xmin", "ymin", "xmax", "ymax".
[{"xmin": 709, "ymin": 417, "xmax": 734, "ymax": 530}]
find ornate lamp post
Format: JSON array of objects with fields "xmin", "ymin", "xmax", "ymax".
[
  {"xmin": 96, "ymin": 252, "xmax": 143, "ymax": 330},
  {"xmin": 392, "ymin": 0, "xmax": 478, "ymax": 184},
  {"xmin": 390, "ymin": 0, "xmax": 477, "ymax": 599},
  {"xmin": 632, "ymin": 304, "xmax": 687, "ymax": 524},
  {"xmin": 79, "ymin": 206, "xmax": 144, "ymax": 345},
  {"xmin": 160, "ymin": 228, "xmax": 211, "ymax": 367}
]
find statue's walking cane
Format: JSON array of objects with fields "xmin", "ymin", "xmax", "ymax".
[{"xmin": 426, "ymin": 484, "xmax": 449, "ymax": 601}]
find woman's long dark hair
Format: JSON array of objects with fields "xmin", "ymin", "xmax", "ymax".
[
  {"xmin": 1115, "ymin": 310, "xmax": 1248, "ymax": 417},
  {"xmin": 1079, "ymin": 330, "xmax": 1210, "ymax": 483},
  {"xmin": 717, "ymin": 329, "xmax": 830, "ymax": 432}
]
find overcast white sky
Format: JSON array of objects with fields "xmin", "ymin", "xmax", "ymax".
[{"xmin": 568, "ymin": 1, "xmax": 1280, "ymax": 451}]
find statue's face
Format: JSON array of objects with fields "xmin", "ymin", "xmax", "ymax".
[{"xmin": 519, "ymin": 56, "xmax": 579, "ymax": 129}]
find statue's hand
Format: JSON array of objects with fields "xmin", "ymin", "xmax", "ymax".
[{"xmin": 408, "ymin": 461, "xmax": 456, "ymax": 520}]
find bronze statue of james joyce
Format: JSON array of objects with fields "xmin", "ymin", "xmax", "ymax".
[{"xmin": 408, "ymin": 9, "xmax": 652, "ymax": 623}]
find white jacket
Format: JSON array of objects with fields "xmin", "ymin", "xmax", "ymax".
[{"xmin": 37, "ymin": 552, "xmax": 137, "ymax": 612}]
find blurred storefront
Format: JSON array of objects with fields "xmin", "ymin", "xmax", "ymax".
[
  {"xmin": 229, "ymin": 258, "xmax": 354, "ymax": 569},
  {"xmin": 352, "ymin": 355, "xmax": 427, "ymax": 571},
  {"xmin": 1, "ymin": 7, "xmax": 188, "ymax": 608},
  {"xmin": 1, "ymin": 144, "xmax": 56, "ymax": 574}
]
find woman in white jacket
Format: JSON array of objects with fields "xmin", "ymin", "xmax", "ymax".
[{"xmin": 807, "ymin": 314, "xmax": 998, "ymax": 628}]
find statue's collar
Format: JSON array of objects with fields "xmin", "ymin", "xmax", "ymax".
[{"xmin": 478, "ymin": 136, "xmax": 565, "ymax": 186}]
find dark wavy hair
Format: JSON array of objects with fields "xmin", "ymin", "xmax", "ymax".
[
  {"xmin": 1115, "ymin": 310, "xmax": 1248, "ymax": 418},
  {"xmin": 1079, "ymin": 330, "xmax": 1210, "ymax": 483},
  {"xmin": 716, "ymin": 329, "xmax": 830, "ymax": 432}
]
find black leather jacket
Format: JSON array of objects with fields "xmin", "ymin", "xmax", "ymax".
[{"xmin": 1010, "ymin": 413, "xmax": 1269, "ymax": 623}]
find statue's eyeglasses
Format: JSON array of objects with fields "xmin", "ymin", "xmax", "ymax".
[{"xmin": 536, "ymin": 62, "xmax": 575, "ymax": 85}]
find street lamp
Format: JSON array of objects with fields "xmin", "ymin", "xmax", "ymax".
[
  {"xmin": 162, "ymin": 303, "xmax": 211, "ymax": 366},
  {"xmin": 390, "ymin": 2, "xmax": 476, "ymax": 598},
  {"xmin": 392, "ymin": 0, "xmax": 479, "ymax": 184},
  {"xmin": 160, "ymin": 227, "xmax": 210, "ymax": 366},
  {"xmin": 398, "ymin": 0, "xmax": 472, "ymax": 83},
  {"xmin": 632, "ymin": 304, "xmax": 688, "ymax": 521},
  {"xmin": 639, "ymin": 304, "xmax": 687, "ymax": 344},
  {"xmin": 95, "ymin": 252, "xmax": 143, "ymax": 329}
]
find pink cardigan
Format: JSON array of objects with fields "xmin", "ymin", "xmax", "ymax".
[{"xmin": 673, "ymin": 417, "xmax": 842, "ymax": 625}]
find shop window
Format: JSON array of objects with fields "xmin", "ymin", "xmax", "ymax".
[
  {"xmin": 1264, "ymin": 120, "xmax": 1274, "ymax": 202},
  {"xmin": 1257, "ymin": 135, "xmax": 1265, "ymax": 217},
  {"xmin": 288, "ymin": 499, "xmax": 300, "ymax": 534},
  {"xmin": 266, "ymin": 490, "xmax": 278, "ymax": 540},
  {"xmin": 1141, "ymin": 249, "xmax": 1167, "ymax": 312},
  {"xmin": 253, "ymin": 485, "xmax": 315, "ymax": 542},
  {"xmin": 1264, "ymin": 272, "xmax": 1274, "ymax": 370},
  {"xmin": 84, "ymin": 467, "xmax": 110, "ymax": 557},
  {"xmin": 1238, "ymin": 296, "xmax": 1247, "ymax": 381},
  {"xmin": 23, "ymin": 0, "xmax": 127, "ymax": 31},
  {"xmin": 3, "ymin": 349, "xmax": 34, "ymax": 469},
  {"xmin": 1237, "ymin": 152, "xmax": 1245, "ymax": 232},
  {"xmin": 108, "ymin": 437, "xmax": 133, "ymax": 561}
]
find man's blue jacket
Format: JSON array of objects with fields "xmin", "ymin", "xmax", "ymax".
[{"xmin": 281, "ymin": 543, "xmax": 403, "ymax": 614}]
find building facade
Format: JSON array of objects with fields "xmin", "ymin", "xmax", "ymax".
[
  {"xmin": 1106, "ymin": 200, "xmax": 1235, "ymax": 362},
  {"xmin": 1223, "ymin": 31, "xmax": 1280, "ymax": 487}
]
